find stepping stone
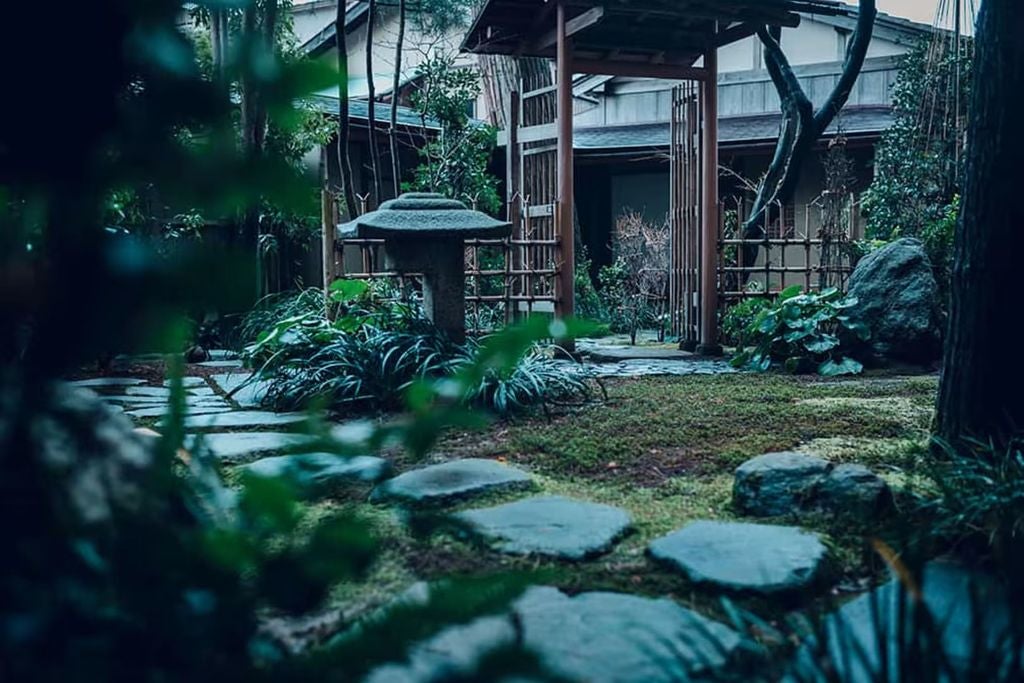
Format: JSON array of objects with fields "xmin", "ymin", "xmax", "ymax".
[
  {"xmin": 454, "ymin": 495, "xmax": 631, "ymax": 560},
  {"xmin": 242, "ymin": 453, "xmax": 391, "ymax": 497},
  {"xmin": 70, "ymin": 377, "xmax": 145, "ymax": 388},
  {"xmin": 791, "ymin": 562, "xmax": 1019, "ymax": 681},
  {"xmin": 211, "ymin": 372, "xmax": 271, "ymax": 408},
  {"xmin": 189, "ymin": 432, "xmax": 315, "ymax": 461},
  {"xmin": 181, "ymin": 410, "xmax": 308, "ymax": 430},
  {"xmin": 733, "ymin": 452, "xmax": 830, "ymax": 517},
  {"xmin": 208, "ymin": 349, "xmax": 239, "ymax": 360},
  {"xmin": 198, "ymin": 360, "xmax": 243, "ymax": 368},
  {"xmin": 587, "ymin": 346, "xmax": 696, "ymax": 363},
  {"xmin": 164, "ymin": 376, "xmax": 209, "ymax": 388},
  {"xmin": 649, "ymin": 520, "xmax": 829, "ymax": 595},
  {"xmin": 101, "ymin": 395, "xmax": 171, "ymax": 405},
  {"xmin": 126, "ymin": 386, "xmax": 175, "ymax": 397},
  {"xmin": 370, "ymin": 458, "xmax": 533, "ymax": 506},
  {"xmin": 365, "ymin": 586, "xmax": 745, "ymax": 683},
  {"xmin": 126, "ymin": 405, "xmax": 234, "ymax": 419}
]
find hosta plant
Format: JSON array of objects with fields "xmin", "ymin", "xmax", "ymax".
[{"xmin": 730, "ymin": 285, "xmax": 869, "ymax": 376}]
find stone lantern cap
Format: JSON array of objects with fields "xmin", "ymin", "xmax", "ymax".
[{"xmin": 337, "ymin": 193, "xmax": 512, "ymax": 240}]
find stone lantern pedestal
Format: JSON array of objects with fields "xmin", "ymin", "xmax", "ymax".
[{"xmin": 338, "ymin": 193, "xmax": 512, "ymax": 343}]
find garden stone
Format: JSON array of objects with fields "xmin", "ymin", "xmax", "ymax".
[
  {"xmin": 819, "ymin": 463, "xmax": 892, "ymax": 517},
  {"xmin": 211, "ymin": 372, "xmax": 271, "ymax": 408},
  {"xmin": 181, "ymin": 410, "xmax": 308, "ymax": 430},
  {"xmin": 70, "ymin": 377, "xmax": 145, "ymax": 388},
  {"xmin": 370, "ymin": 458, "xmax": 533, "ymax": 506},
  {"xmin": 790, "ymin": 562, "xmax": 1019, "ymax": 681},
  {"xmin": 242, "ymin": 453, "xmax": 390, "ymax": 497},
  {"xmin": 733, "ymin": 452, "xmax": 830, "ymax": 517},
  {"xmin": 189, "ymin": 432, "xmax": 315, "ymax": 461},
  {"xmin": 198, "ymin": 360, "xmax": 243, "ymax": 368},
  {"xmin": 164, "ymin": 376, "xmax": 209, "ymax": 388},
  {"xmin": 126, "ymin": 404, "xmax": 234, "ymax": 419},
  {"xmin": 364, "ymin": 586, "xmax": 746, "ymax": 683},
  {"xmin": 517, "ymin": 587, "xmax": 745, "ymax": 682},
  {"xmin": 125, "ymin": 386, "xmax": 174, "ymax": 397},
  {"xmin": 847, "ymin": 238, "xmax": 943, "ymax": 364},
  {"xmin": 649, "ymin": 521, "xmax": 829, "ymax": 595},
  {"xmin": 454, "ymin": 495, "xmax": 632, "ymax": 560},
  {"xmin": 207, "ymin": 349, "xmax": 239, "ymax": 360},
  {"xmin": 586, "ymin": 346, "xmax": 696, "ymax": 363}
]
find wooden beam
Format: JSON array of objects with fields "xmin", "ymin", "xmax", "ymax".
[
  {"xmin": 714, "ymin": 21, "xmax": 764, "ymax": 48},
  {"xmin": 699, "ymin": 43, "xmax": 721, "ymax": 355},
  {"xmin": 556, "ymin": 0, "xmax": 575, "ymax": 350},
  {"xmin": 571, "ymin": 58, "xmax": 709, "ymax": 81},
  {"xmin": 532, "ymin": 6, "xmax": 605, "ymax": 51},
  {"xmin": 496, "ymin": 122, "xmax": 557, "ymax": 146}
]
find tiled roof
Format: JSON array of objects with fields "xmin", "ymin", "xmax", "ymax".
[
  {"xmin": 574, "ymin": 106, "xmax": 893, "ymax": 151},
  {"xmin": 307, "ymin": 94, "xmax": 440, "ymax": 130}
]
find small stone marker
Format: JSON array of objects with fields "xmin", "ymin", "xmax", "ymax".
[
  {"xmin": 190, "ymin": 432, "xmax": 315, "ymax": 461},
  {"xmin": 242, "ymin": 452, "xmax": 390, "ymax": 497},
  {"xmin": 181, "ymin": 410, "xmax": 308, "ymax": 430},
  {"xmin": 649, "ymin": 520, "xmax": 830, "ymax": 594},
  {"xmin": 454, "ymin": 495, "xmax": 631, "ymax": 560},
  {"xmin": 370, "ymin": 458, "xmax": 532, "ymax": 506},
  {"xmin": 70, "ymin": 377, "xmax": 145, "ymax": 388}
]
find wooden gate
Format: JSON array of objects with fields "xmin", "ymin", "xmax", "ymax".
[{"xmin": 668, "ymin": 82, "xmax": 703, "ymax": 346}]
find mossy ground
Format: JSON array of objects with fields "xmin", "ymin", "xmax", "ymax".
[{"xmin": 252, "ymin": 370, "xmax": 939, "ymax": 627}]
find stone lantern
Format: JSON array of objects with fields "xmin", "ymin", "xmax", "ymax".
[{"xmin": 338, "ymin": 193, "xmax": 512, "ymax": 342}]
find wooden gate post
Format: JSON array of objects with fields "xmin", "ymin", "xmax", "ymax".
[
  {"xmin": 556, "ymin": 0, "xmax": 576, "ymax": 352},
  {"xmin": 698, "ymin": 42, "xmax": 722, "ymax": 355}
]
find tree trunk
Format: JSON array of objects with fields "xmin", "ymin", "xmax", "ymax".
[
  {"xmin": 740, "ymin": 0, "xmax": 876, "ymax": 269},
  {"xmin": 336, "ymin": 1, "xmax": 358, "ymax": 217},
  {"xmin": 365, "ymin": 0, "xmax": 382, "ymax": 205},
  {"xmin": 935, "ymin": 0, "xmax": 1024, "ymax": 448},
  {"xmin": 389, "ymin": 0, "xmax": 406, "ymax": 196}
]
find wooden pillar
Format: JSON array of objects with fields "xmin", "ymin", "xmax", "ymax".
[
  {"xmin": 556, "ymin": 1, "xmax": 576, "ymax": 351},
  {"xmin": 698, "ymin": 43, "xmax": 722, "ymax": 355}
]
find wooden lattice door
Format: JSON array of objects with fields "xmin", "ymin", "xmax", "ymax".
[{"xmin": 669, "ymin": 82, "xmax": 703, "ymax": 345}]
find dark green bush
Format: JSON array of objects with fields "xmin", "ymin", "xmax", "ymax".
[
  {"xmin": 721, "ymin": 297, "xmax": 772, "ymax": 348},
  {"xmin": 730, "ymin": 286, "xmax": 869, "ymax": 376}
]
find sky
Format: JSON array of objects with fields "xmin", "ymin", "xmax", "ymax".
[{"xmin": 845, "ymin": 0, "xmax": 967, "ymax": 25}]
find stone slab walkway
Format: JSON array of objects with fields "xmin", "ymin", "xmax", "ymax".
[
  {"xmin": 370, "ymin": 458, "xmax": 534, "ymax": 506},
  {"xmin": 454, "ymin": 495, "xmax": 631, "ymax": 560},
  {"xmin": 649, "ymin": 520, "xmax": 829, "ymax": 595}
]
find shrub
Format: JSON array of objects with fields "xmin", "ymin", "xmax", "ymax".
[
  {"xmin": 599, "ymin": 211, "xmax": 669, "ymax": 344},
  {"xmin": 242, "ymin": 281, "xmax": 594, "ymax": 417},
  {"xmin": 730, "ymin": 285, "xmax": 869, "ymax": 376},
  {"xmin": 462, "ymin": 345, "xmax": 595, "ymax": 416},
  {"xmin": 721, "ymin": 297, "xmax": 772, "ymax": 348}
]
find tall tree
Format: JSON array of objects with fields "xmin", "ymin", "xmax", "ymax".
[
  {"xmin": 740, "ymin": 0, "xmax": 877, "ymax": 266},
  {"xmin": 336, "ymin": 0, "xmax": 358, "ymax": 217},
  {"xmin": 364, "ymin": 0, "xmax": 383, "ymax": 204},
  {"xmin": 389, "ymin": 0, "xmax": 407, "ymax": 196},
  {"xmin": 935, "ymin": 0, "xmax": 1024, "ymax": 448}
]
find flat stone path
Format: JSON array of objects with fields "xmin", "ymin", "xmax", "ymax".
[
  {"xmin": 210, "ymin": 372, "xmax": 271, "ymax": 408},
  {"xmin": 243, "ymin": 453, "xmax": 390, "ymax": 498},
  {"xmin": 190, "ymin": 432, "xmax": 316, "ymax": 462},
  {"xmin": 454, "ymin": 495, "xmax": 631, "ymax": 560},
  {"xmin": 366, "ymin": 585, "xmax": 745, "ymax": 683},
  {"xmin": 370, "ymin": 458, "xmax": 533, "ymax": 506},
  {"xmin": 649, "ymin": 520, "xmax": 829, "ymax": 595},
  {"xmin": 554, "ymin": 358, "xmax": 736, "ymax": 378},
  {"xmin": 180, "ymin": 410, "xmax": 308, "ymax": 430}
]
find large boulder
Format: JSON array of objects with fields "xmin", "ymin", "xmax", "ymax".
[
  {"xmin": 847, "ymin": 238, "xmax": 943, "ymax": 364},
  {"xmin": 733, "ymin": 452, "xmax": 891, "ymax": 520}
]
